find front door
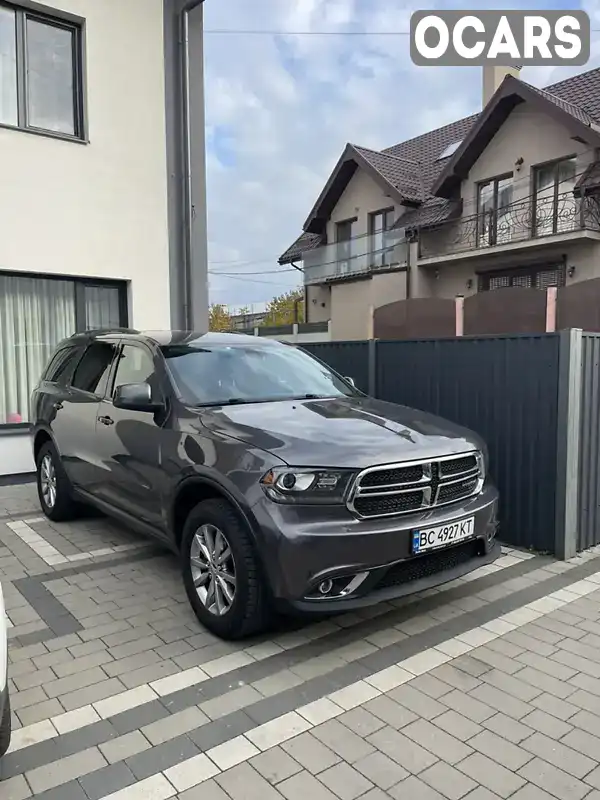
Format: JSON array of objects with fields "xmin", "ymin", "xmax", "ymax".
[{"xmin": 93, "ymin": 342, "xmax": 168, "ymax": 534}]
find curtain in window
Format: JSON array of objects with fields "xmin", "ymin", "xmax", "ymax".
[
  {"xmin": 84, "ymin": 285, "xmax": 121, "ymax": 330},
  {"xmin": 0, "ymin": 275, "xmax": 76, "ymax": 424},
  {"xmin": 535, "ymin": 158, "xmax": 577, "ymax": 236}
]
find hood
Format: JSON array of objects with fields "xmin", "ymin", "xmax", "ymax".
[{"xmin": 197, "ymin": 395, "xmax": 484, "ymax": 469}]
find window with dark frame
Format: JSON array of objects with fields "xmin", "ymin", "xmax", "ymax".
[
  {"xmin": 43, "ymin": 345, "xmax": 82, "ymax": 384},
  {"xmin": 533, "ymin": 156, "xmax": 577, "ymax": 236},
  {"xmin": 476, "ymin": 174, "xmax": 514, "ymax": 247},
  {"xmin": 0, "ymin": 1, "xmax": 84, "ymax": 139},
  {"xmin": 111, "ymin": 345, "xmax": 159, "ymax": 402},
  {"xmin": 0, "ymin": 274, "xmax": 127, "ymax": 426},
  {"xmin": 369, "ymin": 208, "xmax": 395, "ymax": 267},
  {"xmin": 335, "ymin": 218, "xmax": 356, "ymax": 274},
  {"xmin": 71, "ymin": 342, "xmax": 118, "ymax": 397}
]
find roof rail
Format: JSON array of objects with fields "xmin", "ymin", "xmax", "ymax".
[{"xmin": 69, "ymin": 327, "xmax": 141, "ymax": 337}]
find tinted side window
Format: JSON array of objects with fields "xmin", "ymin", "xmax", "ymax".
[
  {"xmin": 44, "ymin": 346, "xmax": 82, "ymax": 384},
  {"xmin": 71, "ymin": 342, "xmax": 118, "ymax": 396},
  {"xmin": 112, "ymin": 345, "xmax": 159, "ymax": 400}
]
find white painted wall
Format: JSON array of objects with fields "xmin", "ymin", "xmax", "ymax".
[
  {"xmin": 0, "ymin": 433, "xmax": 34, "ymax": 476},
  {"xmin": 0, "ymin": 0, "xmax": 171, "ymax": 330},
  {"xmin": 0, "ymin": 0, "xmax": 172, "ymax": 476}
]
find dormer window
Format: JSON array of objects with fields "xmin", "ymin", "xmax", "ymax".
[{"xmin": 437, "ymin": 140, "xmax": 463, "ymax": 160}]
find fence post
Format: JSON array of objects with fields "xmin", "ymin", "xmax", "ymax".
[
  {"xmin": 545, "ymin": 287, "xmax": 557, "ymax": 332},
  {"xmin": 555, "ymin": 328, "xmax": 582, "ymax": 559},
  {"xmin": 367, "ymin": 305, "xmax": 375, "ymax": 340},
  {"xmin": 455, "ymin": 296, "xmax": 464, "ymax": 336},
  {"xmin": 368, "ymin": 339, "xmax": 377, "ymax": 396}
]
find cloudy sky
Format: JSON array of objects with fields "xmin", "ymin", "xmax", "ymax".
[{"xmin": 204, "ymin": 0, "xmax": 600, "ymax": 312}]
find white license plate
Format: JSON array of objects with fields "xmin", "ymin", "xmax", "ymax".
[{"xmin": 412, "ymin": 516, "xmax": 475, "ymax": 554}]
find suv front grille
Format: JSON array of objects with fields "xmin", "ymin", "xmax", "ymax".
[{"xmin": 348, "ymin": 451, "xmax": 483, "ymax": 519}]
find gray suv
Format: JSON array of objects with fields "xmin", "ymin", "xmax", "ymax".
[{"xmin": 30, "ymin": 330, "xmax": 500, "ymax": 639}]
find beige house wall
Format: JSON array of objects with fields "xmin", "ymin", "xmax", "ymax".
[
  {"xmin": 431, "ymin": 238, "xmax": 600, "ymax": 299},
  {"xmin": 327, "ymin": 169, "xmax": 404, "ymax": 241},
  {"xmin": 462, "ymin": 104, "xmax": 595, "ymax": 209},
  {"xmin": 422, "ymin": 104, "xmax": 597, "ymax": 265},
  {"xmin": 329, "ymin": 271, "xmax": 407, "ymax": 340},
  {"xmin": 306, "ymin": 284, "xmax": 332, "ymax": 322}
]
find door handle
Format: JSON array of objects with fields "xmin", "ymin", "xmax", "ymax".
[
  {"xmin": 53, "ymin": 402, "xmax": 63, "ymax": 411},
  {"xmin": 98, "ymin": 415, "xmax": 114, "ymax": 426}
]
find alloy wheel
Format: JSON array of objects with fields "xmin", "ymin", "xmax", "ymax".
[
  {"xmin": 40, "ymin": 454, "xmax": 57, "ymax": 509},
  {"xmin": 190, "ymin": 524, "xmax": 237, "ymax": 616}
]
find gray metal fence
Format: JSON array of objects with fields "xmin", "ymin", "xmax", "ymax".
[
  {"xmin": 302, "ymin": 333, "xmax": 582, "ymax": 556},
  {"xmin": 303, "ymin": 341, "xmax": 372, "ymax": 394},
  {"xmin": 578, "ymin": 333, "xmax": 600, "ymax": 551}
]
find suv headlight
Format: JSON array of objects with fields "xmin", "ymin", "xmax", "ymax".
[
  {"xmin": 476, "ymin": 448, "xmax": 487, "ymax": 484},
  {"xmin": 260, "ymin": 467, "xmax": 355, "ymax": 505}
]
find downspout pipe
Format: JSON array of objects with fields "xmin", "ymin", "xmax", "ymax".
[{"xmin": 179, "ymin": 0, "xmax": 205, "ymax": 330}]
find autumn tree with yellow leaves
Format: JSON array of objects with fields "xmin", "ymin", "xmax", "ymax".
[
  {"xmin": 261, "ymin": 288, "xmax": 305, "ymax": 326},
  {"xmin": 208, "ymin": 304, "xmax": 232, "ymax": 331}
]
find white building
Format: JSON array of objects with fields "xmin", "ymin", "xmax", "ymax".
[{"xmin": 0, "ymin": 0, "xmax": 208, "ymax": 476}]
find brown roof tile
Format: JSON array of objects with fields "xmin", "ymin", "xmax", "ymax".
[
  {"xmin": 352, "ymin": 146, "xmax": 423, "ymax": 201},
  {"xmin": 278, "ymin": 232, "xmax": 324, "ymax": 265},
  {"xmin": 394, "ymin": 197, "xmax": 462, "ymax": 229}
]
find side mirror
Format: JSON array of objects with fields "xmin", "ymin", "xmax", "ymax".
[
  {"xmin": 113, "ymin": 383, "xmax": 162, "ymax": 413},
  {"xmin": 345, "ymin": 376, "xmax": 356, "ymax": 388}
]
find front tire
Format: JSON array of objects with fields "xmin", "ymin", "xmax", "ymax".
[
  {"xmin": 181, "ymin": 499, "xmax": 269, "ymax": 640},
  {"xmin": 36, "ymin": 442, "xmax": 79, "ymax": 522},
  {"xmin": 0, "ymin": 692, "xmax": 11, "ymax": 758}
]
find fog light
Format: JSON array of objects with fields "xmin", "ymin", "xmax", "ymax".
[{"xmin": 318, "ymin": 579, "xmax": 333, "ymax": 595}]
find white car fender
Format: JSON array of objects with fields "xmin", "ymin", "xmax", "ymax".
[{"xmin": 0, "ymin": 582, "xmax": 7, "ymax": 693}]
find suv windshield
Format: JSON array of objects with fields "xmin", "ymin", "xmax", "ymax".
[{"xmin": 161, "ymin": 342, "xmax": 359, "ymax": 406}]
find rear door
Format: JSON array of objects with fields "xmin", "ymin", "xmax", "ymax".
[
  {"xmin": 53, "ymin": 339, "xmax": 119, "ymax": 490},
  {"xmin": 31, "ymin": 342, "xmax": 85, "ymax": 430}
]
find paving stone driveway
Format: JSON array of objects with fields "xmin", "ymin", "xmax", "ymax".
[{"xmin": 2, "ymin": 482, "xmax": 600, "ymax": 799}]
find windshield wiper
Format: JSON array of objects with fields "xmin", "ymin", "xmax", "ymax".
[
  {"xmin": 195, "ymin": 394, "xmax": 336, "ymax": 408},
  {"xmin": 195, "ymin": 398, "xmax": 254, "ymax": 407},
  {"xmin": 292, "ymin": 394, "xmax": 333, "ymax": 400}
]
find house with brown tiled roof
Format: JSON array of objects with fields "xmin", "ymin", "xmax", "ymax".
[{"xmin": 278, "ymin": 65, "xmax": 600, "ymax": 340}]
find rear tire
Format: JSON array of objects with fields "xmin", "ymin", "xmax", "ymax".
[
  {"xmin": 0, "ymin": 692, "xmax": 11, "ymax": 758},
  {"xmin": 181, "ymin": 499, "xmax": 270, "ymax": 640},
  {"xmin": 36, "ymin": 441, "xmax": 79, "ymax": 522}
]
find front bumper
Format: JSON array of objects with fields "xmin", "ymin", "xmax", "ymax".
[{"xmin": 252, "ymin": 483, "xmax": 499, "ymax": 612}]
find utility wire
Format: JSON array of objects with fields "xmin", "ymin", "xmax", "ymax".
[
  {"xmin": 204, "ymin": 29, "xmax": 600, "ymax": 35},
  {"xmin": 208, "ymin": 268, "xmax": 299, "ymax": 275},
  {"xmin": 209, "ymin": 272, "xmax": 301, "ymax": 286}
]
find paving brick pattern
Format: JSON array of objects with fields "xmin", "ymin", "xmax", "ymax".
[{"xmin": 2, "ymin": 483, "xmax": 600, "ymax": 798}]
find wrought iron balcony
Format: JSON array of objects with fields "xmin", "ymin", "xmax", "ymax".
[
  {"xmin": 419, "ymin": 191, "xmax": 600, "ymax": 260},
  {"xmin": 303, "ymin": 230, "xmax": 408, "ymax": 285}
]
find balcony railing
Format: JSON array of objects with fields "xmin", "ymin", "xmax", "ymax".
[
  {"xmin": 303, "ymin": 230, "xmax": 408, "ymax": 285},
  {"xmin": 419, "ymin": 191, "xmax": 600, "ymax": 260}
]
